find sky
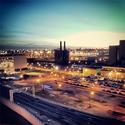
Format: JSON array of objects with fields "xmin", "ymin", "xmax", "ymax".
[{"xmin": 1, "ymin": 0, "xmax": 125, "ymax": 48}]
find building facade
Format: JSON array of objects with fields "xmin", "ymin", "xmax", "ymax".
[
  {"xmin": 0, "ymin": 54, "xmax": 27, "ymax": 73},
  {"xmin": 109, "ymin": 45, "xmax": 119, "ymax": 65},
  {"xmin": 109, "ymin": 40, "xmax": 125, "ymax": 66}
]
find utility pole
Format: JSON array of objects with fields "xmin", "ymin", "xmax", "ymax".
[
  {"xmin": 32, "ymin": 85, "xmax": 35, "ymax": 97},
  {"xmin": 9, "ymin": 90, "xmax": 14, "ymax": 102},
  {"xmin": 9, "ymin": 89, "xmax": 18, "ymax": 102}
]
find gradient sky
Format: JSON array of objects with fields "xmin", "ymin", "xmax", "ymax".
[{"xmin": 1, "ymin": 0, "xmax": 125, "ymax": 48}]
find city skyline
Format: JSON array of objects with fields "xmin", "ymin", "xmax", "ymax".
[{"xmin": 1, "ymin": 0, "xmax": 125, "ymax": 48}]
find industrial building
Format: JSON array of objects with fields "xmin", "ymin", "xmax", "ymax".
[
  {"xmin": 82, "ymin": 66, "xmax": 125, "ymax": 80},
  {"xmin": 0, "ymin": 54, "xmax": 27, "ymax": 74},
  {"xmin": 54, "ymin": 41, "xmax": 69, "ymax": 66},
  {"xmin": 109, "ymin": 40, "xmax": 125, "ymax": 66},
  {"xmin": 109, "ymin": 45, "xmax": 119, "ymax": 65}
]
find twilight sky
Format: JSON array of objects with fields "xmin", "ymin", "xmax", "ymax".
[{"xmin": 1, "ymin": 0, "xmax": 125, "ymax": 48}]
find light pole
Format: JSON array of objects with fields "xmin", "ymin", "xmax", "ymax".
[
  {"xmin": 9, "ymin": 89, "xmax": 19, "ymax": 102},
  {"xmin": 88, "ymin": 91, "xmax": 94, "ymax": 108},
  {"xmin": 32, "ymin": 79, "xmax": 40, "ymax": 97},
  {"xmin": 58, "ymin": 83, "xmax": 62, "ymax": 88},
  {"xmin": 32, "ymin": 84, "xmax": 35, "ymax": 97},
  {"xmin": 57, "ymin": 83, "xmax": 62, "ymax": 90},
  {"xmin": 108, "ymin": 71, "xmax": 113, "ymax": 79},
  {"xmin": 116, "ymin": 72, "xmax": 120, "ymax": 81}
]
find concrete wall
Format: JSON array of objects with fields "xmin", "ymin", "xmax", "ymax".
[
  {"xmin": 0, "ymin": 103, "xmax": 31, "ymax": 125},
  {"xmin": 0, "ymin": 97, "xmax": 42, "ymax": 125}
]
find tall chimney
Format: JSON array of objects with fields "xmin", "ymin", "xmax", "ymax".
[
  {"xmin": 60, "ymin": 41, "xmax": 62, "ymax": 50},
  {"xmin": 64, "ymin": 41, "xmax": 66, "ymax": 50}
]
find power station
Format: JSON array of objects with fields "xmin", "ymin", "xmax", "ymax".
[{"xmin": 54, "ymin": 41, "xmax": 69, "ymax": 66}]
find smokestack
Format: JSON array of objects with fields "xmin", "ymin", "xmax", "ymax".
[
  {"xmin": 64, "ymin": 41, "xmax": 66, "ymax": 50},
  {"xmin": 60, "ymin": 41, "xmax": 62, "ymax": 50}
]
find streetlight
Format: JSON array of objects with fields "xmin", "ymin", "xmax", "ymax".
[
  {"xmin": 88, "ymin": 91, "xmax": 95, "ymax": 108},
  {"xmin": 58, "ymin": 84, "xmax": 62, "ymax": 88},
  {"xmin": 83, "ymin": 68, "xmax": 88, "ymax": 77},
  {"xmin": 32, "ymin": 85, "xmax": 35, "ymax": 97},
  {"xmin": 62, "ymin": 76, "xmax": 65, "ymax": 79},
  {"xmin": 116, "ymin": 72, "xmax": 120, "ymax": 80},
  {"xmin": 20, "ymin": 74, "xmax": 23, "ymax": 79},
  {"xmin": 108, "ymin": 71, "xmax": 113, "ymax": 79},
  {"xmin": 57, "ymin": 83, "xmax": 62, "ymax": 90},
  {"xmin": 36, "ymin": 79, "xmax": 40, "ymax": 83},
  {"xmin": 90, "ymin": 91, "xmax": 94, "ymax": 95},
  {"xmin": 32, "ymin": 79, "xmax": 40, "ymax": 97},
  {"xmin": 82, "ymin": 77, "xmax": 85, "ymax": 81},
  {"xmin": 37, "ymin": 79, "xmax": 44, "ymax": 91},
  {"xmin": 55, "ymin": 66, "xmax": 59, "ymax": 70}
]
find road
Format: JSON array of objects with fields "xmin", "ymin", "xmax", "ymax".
[{"xmin": 13, "ymin": 92, "xmax": 124, "ymax": 125}]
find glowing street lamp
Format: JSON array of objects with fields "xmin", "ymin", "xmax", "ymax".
[
  {"xmin": 32, "ymin": 79, "xmax": 41, "ymax": 96},
  {"xmin": 90, "ymin": 91, "xmax": 95, "ymax": 95},
  {"xmin": 36, "ymin": 79, "xmax": 40, "ymax": 83},
  {"xmin": 55, "ymin": 66, "xmax": 59, "ymax": 70},
  {"xmin": 116, "ymin": 72, "xmax": 120, "ymax": 80},
  {"xmin": 57, "ymin": 83, "xmax": 62, "ymax": 90},
  {"xmin": 88, "ymin": 91, "xmax": 95, "ymax": 108},
  {"xmin": 83, "ymin": 68, "xmax": 88, "ymax": 76},
  {"xmin": 85, "ymin": 69, "xmax": 88, "ymax": 72},
  {"xmin": 58, "ymin": 84, "xmax": 62, "ymax": 88},
  {"xmin": 108, "ymin": 71, "xmax": 113, "ymax": 79},
  {"xmin": 62, "ymin": 76, "xmax": 65, "ymax": 79},
  {"xmin": 32, "ymin": 85, "xmax": 35, "ymax": 97},
  {"xmin": 82, "ymin": 77, "xmax": 85, "ymax": 80},
  {"xmin": 20, "ymin": 74, "xmax": 23, "ymax": 79}
]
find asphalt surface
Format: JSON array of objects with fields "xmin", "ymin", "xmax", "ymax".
[{"xmin": 13, "ymin": 92, "xmax": 125, "ymax": 125}]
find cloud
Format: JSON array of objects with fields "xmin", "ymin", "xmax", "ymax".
[
  {"xmin": 59, "ymin": 31, "xmax": 125, "ymax": 47},
  {"xmin": 1, "ymin": 30, "xmax": 125, "ymax": 48}
]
